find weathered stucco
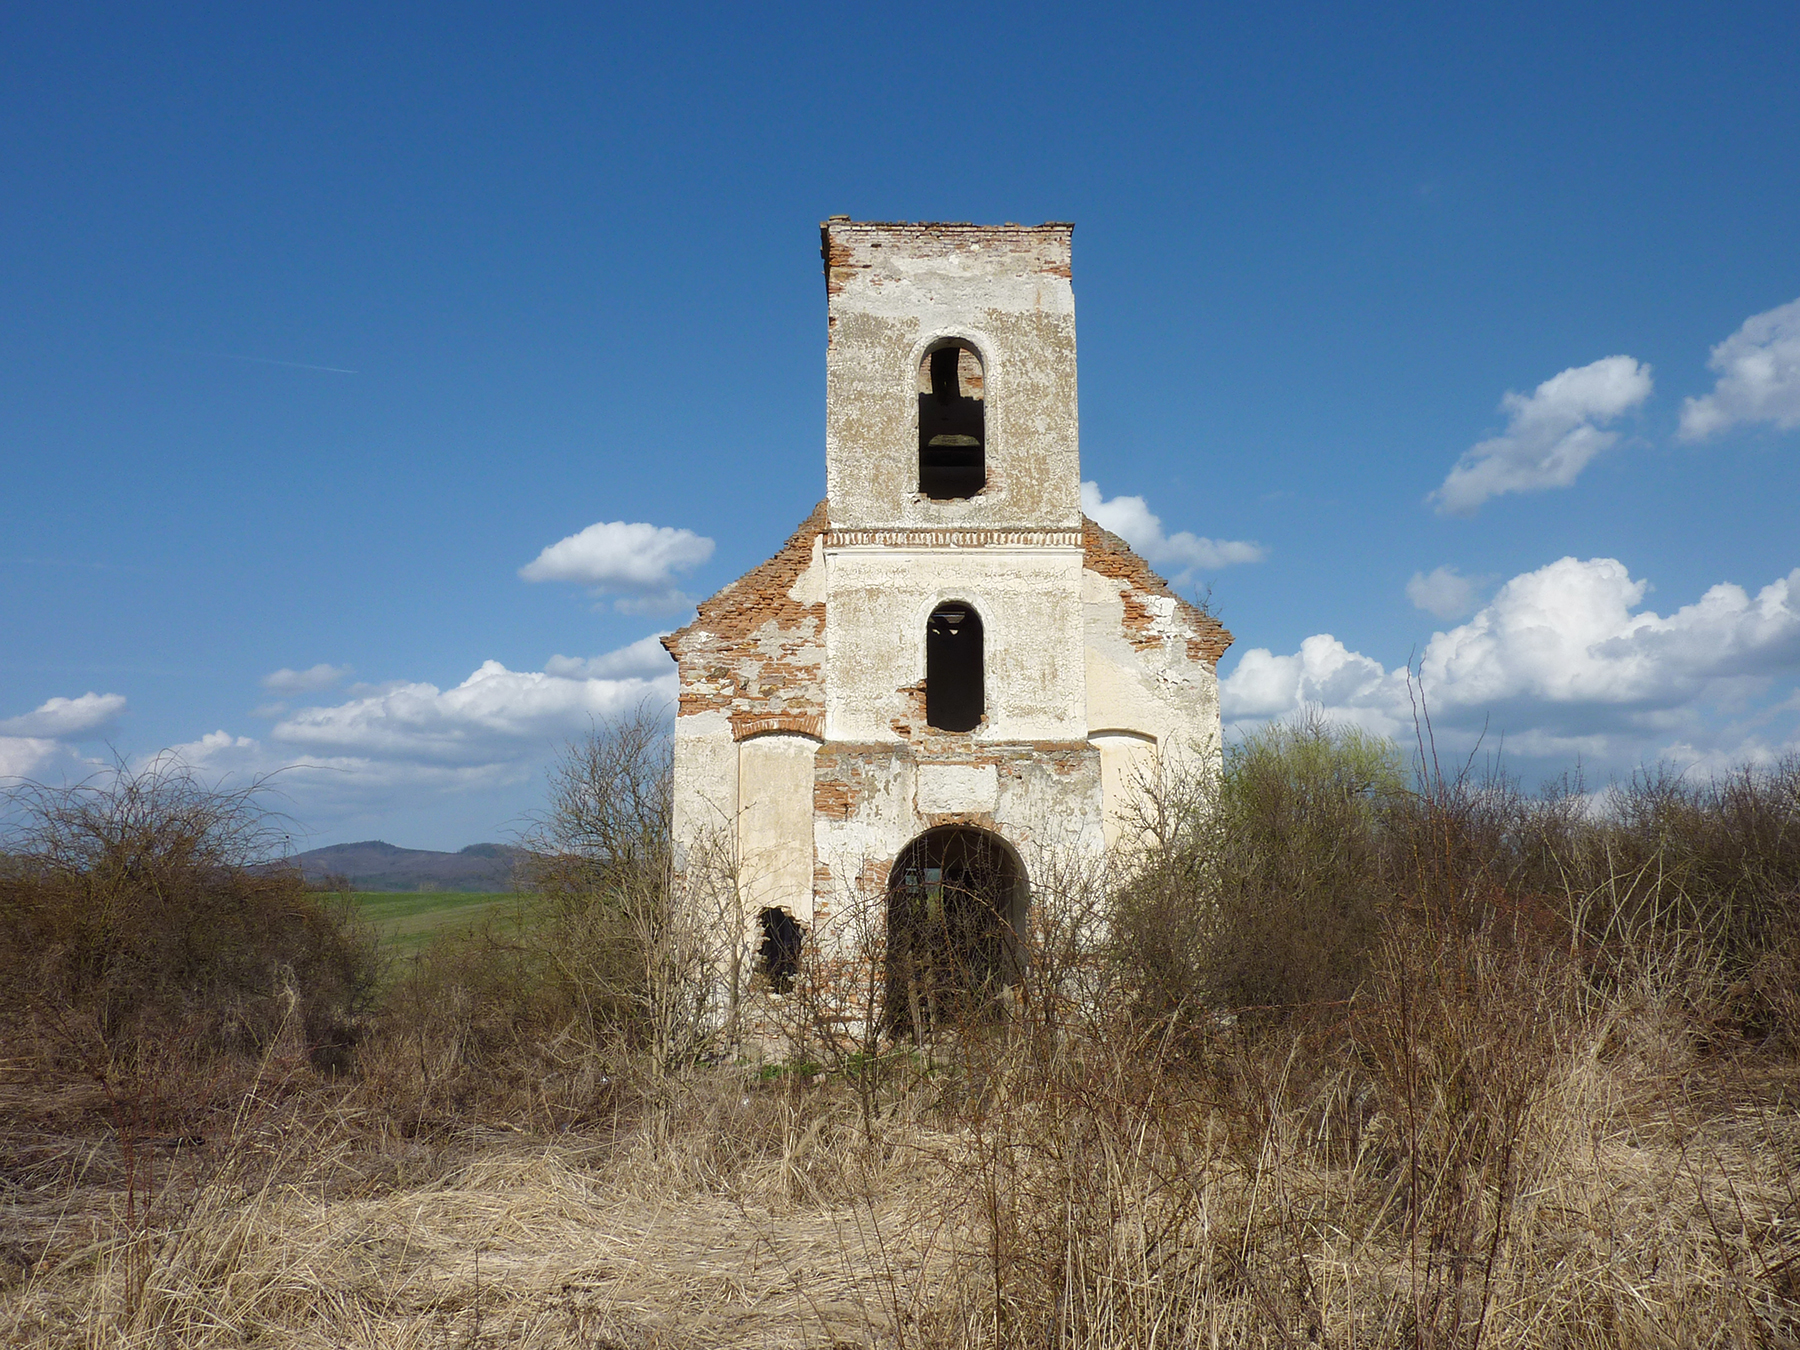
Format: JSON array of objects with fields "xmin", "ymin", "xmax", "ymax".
[
  {"xmin": 823, "ymin": 222, "xmax": 1083, "ymax": 533},
  {"xmin": 666, "ymin": 220, "xmax": 1233, "ymax": 1004}
]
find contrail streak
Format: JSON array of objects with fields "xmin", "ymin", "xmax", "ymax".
[
  {"xmin": 172, "ymin": 347, "xmax": 359, "ymax": 374},
  {"xmin": 214, "ymin": 352, "xmax": 359, "ymax": 374}
]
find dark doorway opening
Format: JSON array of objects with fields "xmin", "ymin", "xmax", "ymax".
[
  {"xmin": 918, "ymin": 344, "xmax": 986, "ymax": 500},
  {"xmin": 757, "ymin": 908, "xmax": 804, "ymax": 994},
  {"xmin": 885, "ymin": 827, "xmax": 1024, "ymax": 1035},
  {"xmin": 926, "ymin": 603, "xmax": 983, "ymax": 732}
]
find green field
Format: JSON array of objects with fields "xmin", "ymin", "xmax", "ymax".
[{"xmin": 350, "ymin": 891, "xmax": 528, "ymax": 956}]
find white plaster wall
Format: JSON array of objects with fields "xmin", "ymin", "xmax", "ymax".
[
  {"xmin": 1089, "ymin": 732, "xmax": 1159, "ymax": 850},
  {"xmin": 917, "ymin": 763, "xmax": 998, "ymax": 815},
  {"xmin": 1082, "ymin": 572, "xmax": 1222, "ymax": 764},
  {"xmin": 824, "ymin": 223, "xmax": 1082, "ymax": 532},
  {"xmin": 823, "ymin": 546, "xmax": 1088, "ymax": 743},
  {"xmin": 671, "ymin": 709, "xmax": 736, "ymax": 874},
  {"xmin": 1081, "ymin": 567, "xmax": 1224, "ymax": 844},
  {"xmin": 735, "ymin": 733, "xmax": 819, "ymax": 924}
]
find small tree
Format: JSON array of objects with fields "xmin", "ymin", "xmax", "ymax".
[
  {"xmin": 1111, "ymin": 712, "xmax": 1405, "ymax": 1018},
  {"xmin": 522, "ymin": 707, "xmax": 735, "ymax": 1078}
]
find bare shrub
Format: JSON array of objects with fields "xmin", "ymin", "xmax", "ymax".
[
  {"xmin": 0, "ymin": 759, "xmax": 377, "ymax": 1082},
  {"xmin": 522, "ymin": 707, "xmax": 742, "ymax": 1078},
  {"xmin": 361, "ymin": 708, "xmax": 742, "ymax": 1126}
]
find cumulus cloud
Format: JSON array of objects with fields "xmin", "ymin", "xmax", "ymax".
[
  {"xmin": 166, "ymin": 730, "xmax": 530, "ymax": 801},
  {"xmin": 0, "ymin": 692, "xmax": 124, "ymax": 784},
  {"xmin": 543, "ymin": 634, "xmax": 674, "ymax": 680},
  {"xmin": 0, "ymin": 737, "xmax": 64, "ymax": 781},
  {"xmin": 1678, "ymin": 296, "xmax": 1800, "ymax": 440},
  {"xmin": 520, "ymin": 520, "xmax": 715, "ymax": 613},
  {"xmin": 1406, "ymin": 566, "xmax": 1483, "ymax": 620},
  {"xmin": 0, "ymin": 692, "xmax": 127, "ymax": 738},
  {"xmin": 262, "ymin": 663, "xmax": 352, "ymax": 694},
  {"xmin": 1431, "ymin": 356, "xmax": 1653, "ymax": 514},
  {"xmin": 1079, "ymin": 482, "xmax": 1266, "ymax": 583},
  {"xmin": 1224, "ymin": 556, "xmax": 1800, "ymax": 766},
  {"xmin": 139, "ymin": 636, "xmax": 681, "ymax": 833},
  {"xmin": 269, "ymin": 643, "xmax": 676, "ymax": 766}
]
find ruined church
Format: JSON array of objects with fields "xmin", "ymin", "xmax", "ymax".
[{"xmin": 663, "ymin": 220, "xmax": 1231, "ymax": 1017}]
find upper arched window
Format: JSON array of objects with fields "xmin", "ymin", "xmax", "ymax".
[
  {"xmin": 918, "ymin": 343, "xmax": 985, "ymax": 500},
  {"xmin": 926, "ymin": 602, "xmax": 984, "ymax": 732}
]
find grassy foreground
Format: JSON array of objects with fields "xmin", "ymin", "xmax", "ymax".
[
  {"xmin": 4, "ymin": 1014, "xmax": 1798, "ymax": 1348},
  {"xmin": 349, "ymin": 890, "xmax": 525, "ymax": 956}
]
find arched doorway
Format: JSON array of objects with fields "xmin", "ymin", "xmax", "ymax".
[{"xmin": 885, "ymin": 825, "xmax": 1026, "ymax": 1035}]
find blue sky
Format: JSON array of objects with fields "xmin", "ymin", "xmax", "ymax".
[{"xmin": 4, "ymin": 3, "xmax": 1797, "ymax": 849}]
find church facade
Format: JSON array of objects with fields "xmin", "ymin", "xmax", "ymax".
[{"xmin": 662, "ymin": 220, "xmax": 1230, "ymax": 1013}]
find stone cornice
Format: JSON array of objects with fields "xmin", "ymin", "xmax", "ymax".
[{"xmin": 824, "ymin": 527, "xmax": 1084, "ymax": 550}]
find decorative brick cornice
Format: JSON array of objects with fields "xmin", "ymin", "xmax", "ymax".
[
  {"xmin": 730, "ymin": 712, "xmax": 825, "ymax": 743},
  {"xmin": 824, "ymin": 528, "xmax": 1084, "ymax": 550}
]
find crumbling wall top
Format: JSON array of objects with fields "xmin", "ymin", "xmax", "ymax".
[
  {"xmin": 662, "ymin": 503, "xmax": 829, "ymax": 733},
  {"xmin": 821, "ymin": 220, "xmax": 1074, "ymax": 295},
  {"xmin": 1082, "ymin": 517, "xmax": 1234, "ymax": 669}
]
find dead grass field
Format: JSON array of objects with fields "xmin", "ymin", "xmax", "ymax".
[
  {"xmin": 7, "ymin": 729, "xmax": 1798, "ymax": 1347},
  {"xmin": 6, "ymin": 996, "xmax": 1800, "ymax": 1349}
]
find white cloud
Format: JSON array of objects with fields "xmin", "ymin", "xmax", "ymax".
[
  {"xmin": 0, "ymin": 693, "xmax": 124, "ymax": 784},
  {"xmin": 520, "ymin": 520, "xmax": 715, "ymax": 613},
  {"xmin": 133, "ymin": 637, "xmax": 681, "ymax": 834},
  {"xmin": 0, "ymin": 692, "xmax": 127, "ymax": 738},
  {"xmin": 0, "ymin": 737, "xmax": 64, "ymax": 781},
  {"xmin": 166, "ymin": 730, "xmax": 530, "ymax": 802},
  {"xmin": 1431, "ymin": 356, "xmax": 1653, "ymax": 514},
  {"xmin": 1079, "ymin": 482, "xmax": 1266, "ymax": 582},
  {"xmin": 262, "ymin": 663, "xmax": 352, "ymax": 694},
  {"xmin": 1406, "ymin": 566, "xmax": 1483, "ymax": 620},
  {"xmin": 1221, "ymin": 636, "xmax": 1411, "ymax": 738},
  {"xmin": 1224, "ymin": 556, "xmax": 1800, "ymax": 767},
  {"xmin": 270, "ymin": 658, "xmax": 674, "ymax": 765},
  {"xmin": 543, "ymin": 634, "xmax": 674, "ymax": 680},
  {"xmin": 1678, "ymin": 296, "xmax": 1800, "ymax": 440}
]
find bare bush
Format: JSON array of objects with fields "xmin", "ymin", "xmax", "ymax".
[
  {"xmin": 0, "ymin": 758, "xmax": 377, "ymax": 1082},
  {"xmin": 361, "ymin": 708, "xmax": 744, "ymax": 1126}
]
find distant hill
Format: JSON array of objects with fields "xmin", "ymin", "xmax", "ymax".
[{"xmin": 289, "ymin": 840, "xmax": 529, "ymax": 892}]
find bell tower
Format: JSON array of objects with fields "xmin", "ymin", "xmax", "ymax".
[
  {"xmin": 816, "ymin": 221, "xmax": 1092, "ymax": 748},
  {"xmin": 821, "ymin": 219, "xmax": 1083, "ymax": 532}
]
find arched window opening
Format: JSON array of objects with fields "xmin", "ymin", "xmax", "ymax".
[
  {"xmin": 918, "ymin": 343, "xmax": 985, "ymax": 500},
  {"xmin": 885, "ymin": 826, "xmax": 1025, "ymax": 1035},
  {"xmin": 926, "ymin": 603, "xmax": 983, "ymax": 732},
  {"xmin": 756, "ymin": 907, "xmax": 804, "ymax": 994}
]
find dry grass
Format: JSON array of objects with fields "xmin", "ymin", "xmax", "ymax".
[
  {"xmin": 8, "ymin": 726, "xmax": 1799, "ymax": 1346},
  {"xmin": 6, "ymin": 976, "xmax": 1800, "ymax": 1349}
]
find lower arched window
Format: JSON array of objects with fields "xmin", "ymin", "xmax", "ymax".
[{"xmin": 926, "ymin": 602, "xmax": 983, "ymax": 732}]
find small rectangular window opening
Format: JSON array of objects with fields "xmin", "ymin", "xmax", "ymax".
[{"xmin": 757, "ymin": 908, "xmax": 804, "ymax": 994}]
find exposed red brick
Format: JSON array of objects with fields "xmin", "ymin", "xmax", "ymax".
[
  {"xmin": 1082, "ymin": 517, "xmax": 1234, "ymax": 668},
  {"xmin": 663, "ymin": 503, "xmax": 829, "ymax": 721},
  {"xmin": 730, "ymin": 712, "xmax": 824, "ymax": 742}
]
